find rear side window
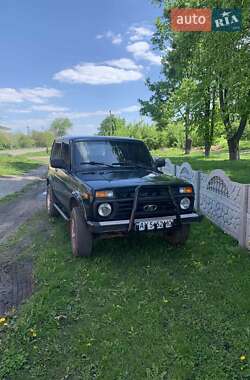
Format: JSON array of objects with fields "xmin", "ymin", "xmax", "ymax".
[
  {"xmin": 62, "ymin": 142, "xmax": 70, "ymax": 168},
  {"xmin": 51, "ymin": 142, "xmax": 61, "ymax": 160}
]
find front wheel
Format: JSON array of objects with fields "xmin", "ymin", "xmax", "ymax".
[
  {"xmin": 163, "ymin": 224, "xmax": 190, "ymax": 247},
  {"xmin": 70, "ymin": 207, "xmax": 93, "ymax": 257}
]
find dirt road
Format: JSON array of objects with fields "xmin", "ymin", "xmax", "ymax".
[
  {"xmin": 0, "ymin": 180, "xmax": 47, "ymax": 243},
  {"xmin": 0, "ymin": 175, "xmax": 49, "ymax": 314},
  {"xmin": 0, "ymin": 165, "xmax": 47, "ymax": 199}
]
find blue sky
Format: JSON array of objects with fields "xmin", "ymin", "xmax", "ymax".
[{"xmin": 0, "ymin": 0, "xmax": 162, "ymax": 135}]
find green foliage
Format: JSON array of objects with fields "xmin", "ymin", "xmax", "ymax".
[
  {"xmin": 31, "ymin": 130, "xmax": 54, "ymax": 148},
  {"xmin": 14, "ymin": 133, "xmax": 35, "ymax": 148},
  {"xmin": 0, "ymin": 131, "xmax": 12, "ymax": 149},
  {"xmin": 141, "ymin": 0, "xmax": 250, "ymax": 159},
  {"xmin": 50, "ymin": 118, "xmax": 72, "ymax": 137},
  {"xmin": 98, "ymin": 115, "xmax": 126, "ymax": 136}
]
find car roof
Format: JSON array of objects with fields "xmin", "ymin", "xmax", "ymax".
[{"xmin": 54, "ymin": 135, "xmax": 142, "ymax": 144}]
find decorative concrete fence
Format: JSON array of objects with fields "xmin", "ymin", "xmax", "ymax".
[{"xmin": 163, "ymin": 159, "xmax": 250, "ymax": 250}]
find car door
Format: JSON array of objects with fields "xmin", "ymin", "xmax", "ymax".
[
  {"xmin": 49, "ymin": 141, "xmax": 62, "ymax": 202},
  {"xmin": 56, "ymin": 142, "xmax": 73, "ymax": 211}
]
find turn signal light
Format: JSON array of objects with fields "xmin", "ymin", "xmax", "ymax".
[
  {"xmin": 95, "ymin": 190, "xmax": 114, "ymax": 198},
  {"xmin": 179, "ymin": 186, "xmax": 193, "ymax": 194}
]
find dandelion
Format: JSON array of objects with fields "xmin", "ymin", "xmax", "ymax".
[
  {"xmin": 30, "ymin": 328, "xmax": 37, "ymax": 337},
  {"xmin": 0, "ymin": 317, "xmax": 6, "ymax": 324},
  {"xmin": 240, "ymin": 355, "xmax": 246, "ymax": 361}
]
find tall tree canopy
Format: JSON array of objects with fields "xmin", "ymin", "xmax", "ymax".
[
  {"xmin": 140, "ymin": 0, "xmax": 250, "ymax": 159},
  {"xmin": 50, "ymin": 118, "xmax": 72, "ymax": 137}
]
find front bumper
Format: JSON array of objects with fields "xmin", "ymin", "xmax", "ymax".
[{"xmin": 87, "ymin": 212, "xmax": 202, "ymax": 234}]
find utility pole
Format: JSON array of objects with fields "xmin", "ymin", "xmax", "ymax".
[{"xmin": 109, "ymin": 110, "xmax": 116, "ymax": 136}]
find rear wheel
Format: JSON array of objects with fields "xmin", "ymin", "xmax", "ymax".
[
  {"xmin": 163, "ymin": 224, "xmax": 190, "ymax": 246},
  {"xmin": 46, "ymin": 184, "xmax": 59, "ymax": 217},
  {"xmin": 70, "ymin": 207, "xmax": 93, "ymax": 257}
]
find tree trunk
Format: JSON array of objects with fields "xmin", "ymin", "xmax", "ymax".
[
  {"xmin": 227, "ymin": 138, "xmax": 240, "ymax": 160},
  {"xmin": 204, "ymin": 142, "xmax": 211, "ymax": 158}
]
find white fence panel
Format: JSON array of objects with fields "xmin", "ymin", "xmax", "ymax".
[
  {"xmin": 163, "ymin": 158, "xmax": 176, "ymax": 176},
  {"xmin": 162, "ymin": 158, "xmax": 249, "ymax": 250}
]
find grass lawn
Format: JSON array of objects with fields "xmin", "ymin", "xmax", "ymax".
[
  {"xmin": 0, "ymin": 212, "xmax": 250, "ymax": 379},
  {"xmin": 153, "ymin": 141, "xmax": 250, "ymax": 183},
  {"xmin": 0, "ymin": 150, "xmax": 49, "ymax": 176}
]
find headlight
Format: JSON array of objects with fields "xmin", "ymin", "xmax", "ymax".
[
  {"xmin": 180, "ymin": 197, "xmax": 191, "ymax": 210},
  {"xmin": 95, "ymin": 190, "xmax": 114, "ymax": 198},
  {"xmin": 98, "ymin": 203, "xmax": 112, "ymax": 217}
]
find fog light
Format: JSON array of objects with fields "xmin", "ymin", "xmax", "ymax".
[
  {"xmin": 180, "ymin": 197, "xmax": 191, "ymax": 210},
  {"xmin": 98, "ymin": 203, "xmax": 112, "ymax": 217}
]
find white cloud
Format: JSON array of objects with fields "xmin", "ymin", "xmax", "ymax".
[
  {"xmin": 0, "ymin": 87, "xmax": 62, "ymax": 104},
  {"xmin": 54, "ymin": 62, "xmax": 143, "ymax": 85},
  {"xmin": 129, "ymin": 26, "xmax": 153, "ymax": 42},
  {"xmin": 31, "ymin": 105, "xmax": 69, "ymax": 112},
  {"xmin": 104, "ymin": 58, "xmax": 142, "ymax": 70},
  {"xmin": 127, "ymin": 41, "xmax": 161, "ymax": 65},
  {"xmin": 96, "ymin": 31, "xmax": 122, "ymax": 45}
]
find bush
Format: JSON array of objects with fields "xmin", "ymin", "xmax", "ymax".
[{"xmin": 0, "ymin": 131, "xmax": 12, "ymax": 150}]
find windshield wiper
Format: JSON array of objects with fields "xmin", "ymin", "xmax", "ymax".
[
  {"xmin": 79, "ymin": 161, "xmax": 113, "ymax": 168},
  {"xmin": 112, "ymin": 162, "xmax": 152, "ymax": 170}
]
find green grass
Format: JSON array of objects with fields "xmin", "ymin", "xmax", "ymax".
[
  {"xmin": 153, "ymin": 141, "xmax": 250, "ymax": 183},
  {"xmin": 0, "ymin": 151, "xmax": 49, "ymax": 176},
  {"xmin": 1, "ymin": 212, "xmax": 250, "ymax": 379}
]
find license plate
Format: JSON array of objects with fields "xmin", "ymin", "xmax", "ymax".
[{"xmin": 135, "ymin": 217, "xmax": 174, "ymax": 232}]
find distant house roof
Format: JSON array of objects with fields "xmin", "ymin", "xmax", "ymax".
[{"xmin": 0, "ymin": 125, "xmax": 11, "ymax": 132}]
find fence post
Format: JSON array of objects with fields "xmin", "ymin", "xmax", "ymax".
[
  {"xmin": 196, "ymin": 171, "xmax": 201, "ymax": 212},
  {"xmin": 244, "ymin": 185, "xmax": 250, "ymax": 250}
]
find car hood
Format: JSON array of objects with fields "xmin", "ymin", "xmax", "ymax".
[{"xmin": 74, "ymin": 168, "xmax": 188, "ymax": 190}]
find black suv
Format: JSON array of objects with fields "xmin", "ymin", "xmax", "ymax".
[{"xmin": 47, "ymin": 136, "xmax": 201, "ymax": 256}]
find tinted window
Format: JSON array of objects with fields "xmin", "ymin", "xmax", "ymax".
[
  {"xmin": 51, "ymin": 142, "xmax": 61, "ymax": 160},
  {"xmin": 62, "ymin": 142, "xmax": 70, "ymax": 167},
  {"xmin": 73, "ymin": 140, "xmax": 153, "ymax": 170}
]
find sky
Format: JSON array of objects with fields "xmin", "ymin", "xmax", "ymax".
[{"xmin": 0, "ymin": 0, "xmax": 163, "ymax": 135}]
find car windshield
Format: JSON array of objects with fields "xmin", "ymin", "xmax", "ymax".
[{"xmin": 73, "ymin": 140, "xmax": 153, "ymax": 171}]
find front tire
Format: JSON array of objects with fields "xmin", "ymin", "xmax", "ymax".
[
  {"xmin": 46, "ymin": 184, "xmax": 59, "ymax": 217},
  {"xmin": 163, "ymin": 224, "xmax": 190, "ymax": 247},
  {"xmin": 70, "ymin": 207, "xmax": 93, "ymax": 257}
]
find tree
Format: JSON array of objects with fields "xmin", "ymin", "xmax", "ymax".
[
  {"xmin": 141, "ymin": 0, "xmax": 250, "ymax": 159},
  {"xmin": 50, "ymin": 118, "xmax": 72, "ymax": 137},
  {"xmin": 31, "ymin": 130, "xmax": 54, "ymax": 150},
  {"xmin": 98, "ymin": 115, "xmax": 126, "ymax": 136}
]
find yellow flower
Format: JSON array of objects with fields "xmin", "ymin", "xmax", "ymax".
[
  {"xmin": 240, "ymin": 355, "xmax": 246, "ymax": 361},
  {"xmin": 0, "ymin": 317, "xmax": 6, "ymax": 324},
  {"xmin": 30, "ymin": 328, "xmax": 37, "ymax": 337}
]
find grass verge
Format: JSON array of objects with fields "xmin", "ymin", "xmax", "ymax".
[
  {"xmin": 0, "ymin": 150, "xmax": 48, "ymax": 176},
  {"xmin": 153, "ymin": 143, "xmax": 250, "ymax": 183},
  {"xmin": 0, "ymin": 212, "xmax": 250, "ymax": 379}
]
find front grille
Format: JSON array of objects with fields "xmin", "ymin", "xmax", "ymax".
[
  {"xmin": 114, "ymin": 186, "xmax": 177, "ymax": 219},
  {"xmin": 115, "ymin": 199, "xmax": 176, "ymax": 219}
]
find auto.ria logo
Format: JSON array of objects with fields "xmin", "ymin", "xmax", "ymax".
[
  {"xmin": 212, "ymin": 9, "xmax": 241, "ymax": 32},
  {"xmin": 170, "ymin": 8, "xmax": 242, "ymax": 32}
]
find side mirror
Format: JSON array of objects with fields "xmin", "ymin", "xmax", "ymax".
[
  {"xmin": 50, "ymin": 158, "xmax": 66, "ymax": 169},
  {"xmin": 154, "ymin": 157, "xmax": 165, "ymax": 168}
]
